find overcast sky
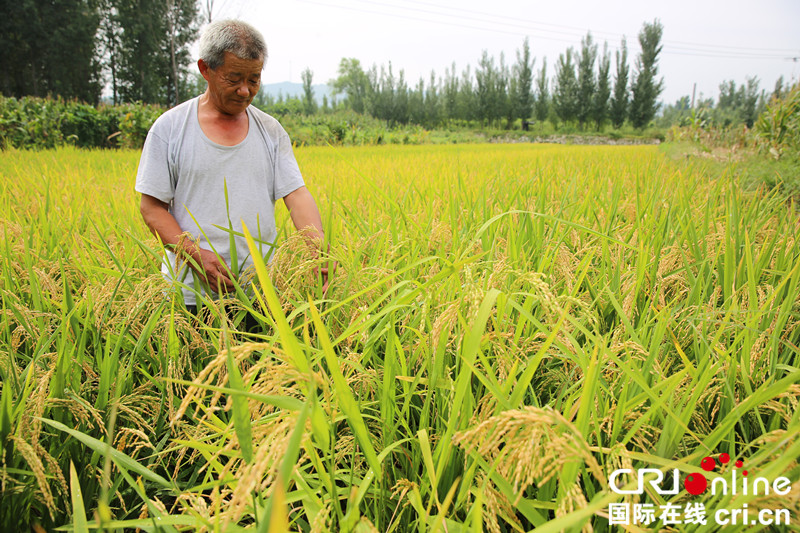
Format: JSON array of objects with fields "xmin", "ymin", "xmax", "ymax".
[{"xmin": 209, "ymin": 0, "xmax": 799, "ymax": 105}]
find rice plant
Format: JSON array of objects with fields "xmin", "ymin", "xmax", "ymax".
[{"xmin": 0, "ymin": 143, "xmax": 798, "ymax": 531}]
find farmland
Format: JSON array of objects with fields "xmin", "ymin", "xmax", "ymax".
[{"xmin": 1, "ymin": 143, "xmax": 799, "ymax": 531}]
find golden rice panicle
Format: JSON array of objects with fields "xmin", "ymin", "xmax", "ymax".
[
  {"xmin": 8, "ymin": 436, "xmax": 64, "ymax": 521},
  {"xmin": 243, "ymin": 361, "xmax": 309, "ymax": 416},
  {"xmin": 172, "ymin": 231, "xmax": 198, "ymax": 275},
  {"xmin": 603, "ymin": 445, "xmax": 641, "ymax": 505},
  {"xmin": 341, "ymin": 349, "xmax": 380, "ymax": 400},
  {"xmin": 453, "ymin": 406, "xmax": 602, "ymax": 496},
  {"xmin": 426, "ymin": 219, "xmax": 453, "ymax": 254},
  {"xmin": 761, "ymin": 385, "xmax": 800, "ymax": 424},
  {"xmin": 474, "ymin": 474, "xmax": 522, "ymax": 533},
  {"xmin": 390, "ymin": 478, "xmax": 419, "ymax": 513},
  {"xmin": 598, "ymin": 402, "xmax": 660, "ymax": 454},
  {"xmin": 333, "ymin": 435, "xmax": 366, "ymax": 474},
  {"xmin": 343, "ymin": 517, "xmax": 380, "ymax": 533},
  {"xmin": 171, "ymin": 341, "xmax": 271, "ymax": 424},
  {"xmin": 266, "ymin": 231, "xmax": 320, "ymax": 295},
  {"xmin": 222, "ymin": 414, "xmax": 300, "ymax": 526},
  {"xmin": 429, "ymin": 300, "xmax": 459, "ymax": 352},
  {"xmin": 18, "ymin": 363, "xmax": 56, "ymax": 445},
  {"xmin": 309, "ymin": 503, "xmax": 331, "ymax": 533},
  {"xmin": 557, "ymin": 482, "xmax": 593, "ymax": 533},
  {"xmin": 734, "ymin": 429, "xmax": 800, "ymax": 518},
  {"xmin": 167, "ymin": 341, "xmax": 314, "ymax": 526}
]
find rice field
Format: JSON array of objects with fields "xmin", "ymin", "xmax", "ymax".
[{"xmin": 1, "ymin": 143, "xmax": 799, "ymax": 532}]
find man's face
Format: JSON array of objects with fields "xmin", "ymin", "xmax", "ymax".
[{"xmin": 201, "ymin": 51, "xmax": 263, "ymax": 115}]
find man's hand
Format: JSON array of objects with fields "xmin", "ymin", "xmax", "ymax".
[
  {"xmin": 184, "ymin": 243, "xmax": 237, "ymax": 294},
  {"xmin": 140, "ymin": 193, "xmax": 236, "ymax": 293},
  {"xmin": 313, "ymin": 248, "xmax": 337, "ymax": 295}
]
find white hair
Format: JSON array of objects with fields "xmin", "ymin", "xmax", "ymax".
[{"xmin": 198, "ymin": 19, "xmax": 267, "ymax": 70}]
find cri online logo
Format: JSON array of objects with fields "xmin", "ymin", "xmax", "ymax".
[
  {"xmin": 609, "ymin": 454, "xmax": 792, "ymax": 497},
  {"xmin": 685, "ymin": 453, "xmax": 743, "ymax": 495}
]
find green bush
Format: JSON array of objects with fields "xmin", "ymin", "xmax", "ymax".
[
  {"xmin": 61, "ymin": 103, "xmax": 123, "ymax": 148},
  {"xmin": 755, "ymin": 83, "xmax": 800, "ymax": 159},
  {"xmin": 116, "ymin": 103, "xmax": 164, "ymax": 149},
  {"xmin": 269, "ymin": 109, "xmax": 401, "ymax": 147},
  {"xmin": 0, "ymin": 95, "xmax": 163, "ymax": 150},
  {"xmin": 0, "ymin": 96, "xmax": 66, "ymax": 149}
]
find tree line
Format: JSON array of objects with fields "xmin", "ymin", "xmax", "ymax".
[
  {"xmin": 658, "ymin": 76, "xmax": 788, "ymax": 130},
  {"xmin": 1, "ymin": 7, "xmax": 779, "ymax": 133},
  {"xmin": 318, "ymin": 20, "xmax": 665, "ymax": 130},
  {"xmin": 0, "ymin": 0, "xmax": 201, "ymax": 106}
]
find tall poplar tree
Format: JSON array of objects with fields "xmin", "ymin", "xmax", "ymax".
[
  {"xmin": 372, "ymin": 62, "xmax": 395, "ymax": 121},
  {"xmin": 425, "ymin": 71, "xmax": 441, "ymax": 126},
  {"xmin": 513, "ymin": 37, "xmax": 535, "ymax": 122},
  {"xmin": 458, "ymin": 65, "xmax": 475, "ymax": 122},
  {"xmin": 534, "ymin": 58, "xmax": 549, "ymax": 123},
  {"xmin": 442, "ymin": 63, "xmax": 459, "ymax": 122},
  {"xmin": 409, "ymin": 78, "xmax": 425, "ymax": 125},
  {"xmin": 301, "ymin": 68, "xmax": 316, "ymax": 115},
  {"xmin": 593, "ymin": 43, "xmax": 611, "ymax": 130},
  {"xmin": 476, "ymin": 50, "xmax": 506, "ymax": 126},
  {"xmin": 553, "ymin": 48, "xmax": 578, "ymax": 125},
  {"xmin": 629, "ymin": 20, "xmax": 664, "ymax": 129},
  {"xmin": 576, "ymin": 33, "xmax": 597, "ymax": 129},
  {"xmin": 610, "ymin": 38, "xmax": 629, "ymax": 128},
  {"xmin": 395, "ymin": 69, "xmax": 410, "ymax": 124}
]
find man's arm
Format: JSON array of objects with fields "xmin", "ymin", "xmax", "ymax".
[
  {"xmin": 282, "ymin": 186, "xmax": 334, "ymax": 291},
  {"xmin": 139, "ymin": 193, "xmax": 236, "ymax": 293},
  {"xmin": 283, "ymin": 186, "xmax": 324, "ymax": 241}
]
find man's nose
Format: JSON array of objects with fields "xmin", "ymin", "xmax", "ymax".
[{"xmin": 236, "ymin": 84, "xmax": 249, "ymax": 97}]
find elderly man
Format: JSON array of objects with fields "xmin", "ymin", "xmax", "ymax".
[{"xmin": 136, "ymin": 19, "xmax": 328, "ymax": 312}]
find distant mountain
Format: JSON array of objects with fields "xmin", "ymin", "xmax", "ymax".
[{"xmin": 260, "ymin": 81, "xmax": 333, "ymax": 104}]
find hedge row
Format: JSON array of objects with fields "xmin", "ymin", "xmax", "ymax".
[
  {"xmin": 0, "ymin": 95, "xmax": 438, "ymax": 150},
  {"xmin": 0, "ymin": 96, "xmax": 163, "ymax": 150}
]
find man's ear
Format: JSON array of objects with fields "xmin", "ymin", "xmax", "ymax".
[{"xmin": 198, "ymin": 59, "xmax": 211, "ymax": 81}]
